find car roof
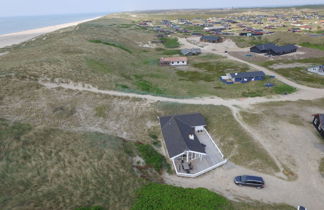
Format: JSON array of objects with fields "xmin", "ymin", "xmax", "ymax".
[{"xmin": 242, "ymin": 175, "xmax": 264, "ymax": 182}]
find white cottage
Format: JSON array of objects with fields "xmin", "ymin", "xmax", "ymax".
[{"xmin": 160, "ymin": 57, "xmax": 188, "ymax": 66}]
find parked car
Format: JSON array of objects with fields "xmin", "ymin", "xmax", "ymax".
[
  {"xmin": 297, "ymin": 206, "xmax": 307, "ymax": 210},
  {"xmin": 234, "ymin": 175, "xmax": 265, "ymax": 188}
]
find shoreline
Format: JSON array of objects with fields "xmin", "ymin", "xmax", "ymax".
[{"xmin": 0, "ymin": 16, "xmax": 103, "ymax": 49}]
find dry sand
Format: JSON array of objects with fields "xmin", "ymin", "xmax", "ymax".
[{"xmin": 0, "ymin": 16, "xmax": 102, "ymax": 48}]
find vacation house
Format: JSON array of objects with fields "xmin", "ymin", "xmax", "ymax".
[
  {"xmin": 250, "ymin": 43, "xmax": 297, "ymax": 55},
  {"xmin": 160, "ymin": 57, "xmax": 188, "ymax": 66},
  {"xmin": 220, "ymin": 71, "xmax": 266, "ymax": 84},
  {"xmin": 159, "ymin": 113, "xmax": 226, "ymax": 177},
  {"xmin": 307, "ymin": 65, "xmax": 324, "ymax": 76},
  {"xmin": 313, "ymin": 114, "xmax": 324, "ymax": 138}
]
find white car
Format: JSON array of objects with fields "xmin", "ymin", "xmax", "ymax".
[{"xmin": 297, "ymin": 206, "xmax": 307, "ymax": 210}]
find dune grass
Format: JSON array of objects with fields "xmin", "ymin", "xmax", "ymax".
[{"xmin": 0, "ymin": 118, "xmax": 149, "ymax": 210}]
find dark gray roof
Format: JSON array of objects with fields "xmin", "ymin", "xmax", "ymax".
[
  {"xmin": 159, "ymin": 113, "xmax": 206, "ymax": 158},
  {"xmin": 252, "ymin": 43, "xmax": 297, "ymax": 54},
  {"xmin": 253, "ymin": 43, "xmax": 276, "ymax": 51},
  {"xmin": 269, "ymin": 44, "xmax": 297, "ymax": 54},
  {"xmin": 230, "ymin": 71, "xmax": 265, "ymax": 79}
]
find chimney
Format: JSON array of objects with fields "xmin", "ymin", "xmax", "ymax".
[{"xmin": 189, "ymin": 134, "xmax": 194, "ymax": 140}]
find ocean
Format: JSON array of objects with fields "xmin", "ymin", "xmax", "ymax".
[{"xmin": 0, "ymin": 13, "xmax": 107, "ymax": 35}]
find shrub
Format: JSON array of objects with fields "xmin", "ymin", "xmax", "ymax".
[{"xmin": 136, "ymin": 144, "xmax": 169, "ymax": 172}]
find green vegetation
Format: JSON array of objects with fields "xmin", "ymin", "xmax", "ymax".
[
  {"xmin": 89, "ymin": 39, "xmax": 132, "ymax": 54},
  {"xmin": 301, "ymin": 42, "xmax": 324, "ymax": 51},
  {"xmin": 136, "ymin": 143, "xmax": 170, "ymax": 172},
  {"xmin": 160, "ymin": 37, "xmax": 180, "ymax": 48},
  {"xmin": 0, "ymin": 18, "xmax": 291, "ymax": 98},
  {"xmin": 132, "ymin": 183, "xmax": 231, "ymax": 210},
  {"xmin": 132, "ymin": 183, "xmax": 294, "ymax": 210},
  {"xmin": 260, "ymin": 57, "xmax": 324, "ymax": 88},
  {"xmin": 274, "ymin": 84, "xmax": 296, "ymax": 94}
]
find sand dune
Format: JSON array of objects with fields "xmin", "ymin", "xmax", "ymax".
[{"xmin": 0, "ymin": 16, "xmax": 102, "ymax": 48}]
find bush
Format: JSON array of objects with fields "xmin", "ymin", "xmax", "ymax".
[
  {"xmin": 136, "ymin": 144, "xmax": 169, "ymax": 172},
  {"xmin": 131, "ymin": 183, "xmax": 232, "ymax": 210}
]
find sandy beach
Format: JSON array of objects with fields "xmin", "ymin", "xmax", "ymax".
[{"xmin": 0, "ymin": 16, "xmax": 102, "ymax": 49}]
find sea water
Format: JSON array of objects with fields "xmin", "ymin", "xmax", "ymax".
[{"xmin": 0, "ymin": 13, "xmax": 107, "ymax": 35}]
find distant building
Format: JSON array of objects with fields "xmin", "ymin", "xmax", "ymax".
[
  {"xmin": 220, "ymin": 71, "xmax": 266, "ymax": 84},
  {"xmin": 181, "ymin": 48, "xmax": 202, "ymax": 56},
  {"xmin": 250, "ymin": 43, "xmax": 297, "ymax": 56},
  {"xmin": 200, "ymin": 35, "xmax": 223, "ymax": 43},
  {"xmin": 313, "ymin": 114, "xmax": 324, "ymax": 138},
  {"xmin": 307, "ymin": 65, "xmax": 324, "ymax": 76},
  {"xmin": 160, "ymin": 57, "xmax": 188, "ymax": 66}
]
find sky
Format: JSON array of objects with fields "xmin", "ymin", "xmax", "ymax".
[{"xmin": 1, "ymin": 0, "xmax": 324, "ymax": 17}]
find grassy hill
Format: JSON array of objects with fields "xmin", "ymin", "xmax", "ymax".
[{"xmin": 0, "ymin": 16, "xmax": 289, "ymax": 98}]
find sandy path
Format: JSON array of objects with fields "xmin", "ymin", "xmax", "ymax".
[
  {"xmin": 0, "ymin": 16, "xmax": 102, "ymax": 48},
  {"xmin": 39, "ymin": 80, "xmax": 324, "ymax": 109}
]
